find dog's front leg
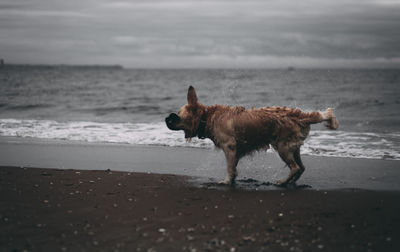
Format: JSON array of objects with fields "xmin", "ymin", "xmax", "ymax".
[{"xmin": 219, "ymin": 144, "xmax": 238, "ymax": 185}]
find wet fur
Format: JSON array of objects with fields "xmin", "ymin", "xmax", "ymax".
[{"xmin": 166, "ymin": 86, "xmax": 338, "ymax": 186}]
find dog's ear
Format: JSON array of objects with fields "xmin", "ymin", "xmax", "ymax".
[{"xmin": 187, "ymin": 86, "xmax": 198, "ymax": 106}]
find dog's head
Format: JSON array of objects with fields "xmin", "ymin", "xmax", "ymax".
[{"xmin": 165, "ymin": 86, "xmax": 205, "ymax": 139}]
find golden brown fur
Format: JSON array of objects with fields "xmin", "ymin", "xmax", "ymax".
[{"xmin": 165, "ymin": 86, "xmax": 339, "ymax": 186}]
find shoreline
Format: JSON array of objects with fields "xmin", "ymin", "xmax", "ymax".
[
  {"xmin": 0, "ymin": 136, "xmax": 399, "ymax": 191},
  {"xmin": 1, "ymin": 166, "xmax": 399, "ymax": 251}
]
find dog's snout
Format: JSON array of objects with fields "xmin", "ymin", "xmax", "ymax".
[
  {"xmin": 165, "ymin": 113, "xmax": 181, "ymax": 130},
  {"xmin": 166, "ymin": 113, "xmax": 180, "ymax": 123}
]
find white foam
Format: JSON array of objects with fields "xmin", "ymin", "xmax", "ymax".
[
  {"xmin": 0, "ymin": 118, "xmax": 399, "ymax": 160},
  {"xmin": 304, "ymin": 130, "xmax": 400, "ymax": 160},
  {"xmin": 0, "ymin": 118, "xmax": 214, "ymax": 148}
]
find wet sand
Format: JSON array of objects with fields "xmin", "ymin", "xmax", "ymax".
[
  {"xmin": 1, "ymin": 166, "xmax": 400, "ymax": 251},
  {"xmin": 1, "ymin": 137, "xmax": 400, "ymax": 191}
]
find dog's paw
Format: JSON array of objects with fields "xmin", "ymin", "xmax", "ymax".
[
  {"xmin": 274, "ymin": 180, "xmax": 288, "ymax": 187},
  {"xmin": 218, "ymin": 179, "xmax": 231, "ymax": 185},
  {"xmin": 218, "ymin": 177, "xmax": 235, "ymax": 186}
]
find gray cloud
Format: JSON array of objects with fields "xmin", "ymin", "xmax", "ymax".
[{"xmin": 1, "ymin": 0, "xmax": 399, "ymax": 68}]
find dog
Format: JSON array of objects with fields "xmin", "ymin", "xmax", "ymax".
[{"xmin": 165, "ymin": 86, "xmax": 338, "ymax": 186}]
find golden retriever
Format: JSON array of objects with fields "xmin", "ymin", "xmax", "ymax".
[{"xmin": 165, "ymin": 86, "xmax": 338, "ymax": 186}]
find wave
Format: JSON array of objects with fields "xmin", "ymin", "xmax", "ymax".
[
  {"xmin": 7, "ymin": 104, "xmax": 53, "ymax": 110},
  {"xmin": 0, "ymin": 118, "xmax": 399, "ymax": 160}
]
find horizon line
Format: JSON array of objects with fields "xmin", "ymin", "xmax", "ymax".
[{"xmin": 2, "ymin": 63, "xmax": 400, "ymax": 70}]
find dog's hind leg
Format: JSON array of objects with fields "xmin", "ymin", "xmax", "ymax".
[
  {"xmin": 220, "ymin": 144, "xmax": 239, "ymax": 185},
  {"xmin": 291, "ymin": 148, "xmax": 305, "ymax": 183},
  {"xmin": 275, "ymin": 143, "xmax": 301, "ymax": 186}
]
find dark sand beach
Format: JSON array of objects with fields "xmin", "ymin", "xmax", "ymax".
[
  {"xmin": 1, "ymin": 166, "xmax": 400, "ymax": 252},
  {"xmin": 1, "ymin": 138, "xmax": 400, "ymax": 251}
]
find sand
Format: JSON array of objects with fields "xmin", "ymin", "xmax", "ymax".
[
  {"xmin": 0, "ymin": 138, "xmax": 400, "ymax": 251},
  {"xmin": 0, "ymin": 166, "xmax": 399, "ymax": 252}
]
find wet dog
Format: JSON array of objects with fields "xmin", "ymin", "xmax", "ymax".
[{"xmin": 166, "ymin": 86, "xmax": 338, "ymax": 186}]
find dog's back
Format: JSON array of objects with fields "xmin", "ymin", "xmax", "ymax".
[{"xmin": 209, "ymin": 105, "xmax": 329, "ymax": 157}]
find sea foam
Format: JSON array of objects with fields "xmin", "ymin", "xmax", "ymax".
[{"xmin": 0, "ymin": 118, "xmax": 399, "ymax": 160}]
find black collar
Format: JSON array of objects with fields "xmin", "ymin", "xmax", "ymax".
[{"xmin": 197, "ymin": 109, "xmax": 207, "ymax": 139}]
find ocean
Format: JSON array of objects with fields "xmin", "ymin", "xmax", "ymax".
[{"xmin": 0, "ymin": 65, "xmax": 399, "ymax": 160}]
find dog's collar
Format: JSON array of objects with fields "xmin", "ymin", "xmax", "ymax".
[{"xmin": 197, "ymin": 109, "xmax": 208, "ymax": 139}]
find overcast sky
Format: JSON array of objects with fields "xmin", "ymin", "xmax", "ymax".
[{"xmin": 1, "ymin": 0, "xmax": 400, "ymax": 68}]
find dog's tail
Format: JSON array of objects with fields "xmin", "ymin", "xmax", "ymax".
[
  {"xmin": 320, "ymin": 108, "xmax": 339, "ymax": 130},
  {"xmin": 300, "ymin": 108, "xmax": 338, "ymax": 129}
]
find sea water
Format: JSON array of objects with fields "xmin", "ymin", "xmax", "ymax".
[{"xmin": 0, "ymin": 65, "xmax": 399, "ymax": 160}]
